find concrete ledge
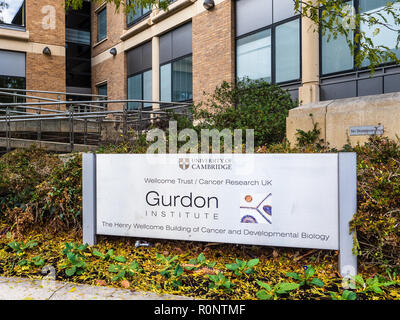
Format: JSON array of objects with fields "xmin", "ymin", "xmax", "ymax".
[
  {"xmin": 0, "ymin": 137, "xmax": 98, "ymax": 153},
  {"xmin": 120, "ymin": 18, "xmax": 152, "ymax": 41},
  {"xmin": 0, "ymin": 276, "xmax": 193, "ymax": 300},
  {"xmin": 286, "ymin": 92, "xmax": 400, "ymax": 148},
  {"xmin": 151, "ymin": 0, "xmax": 197, "ymax": 23},
  {"xmin": 0, "ymin": 27, "xmax": 29, "ymax": 41}
]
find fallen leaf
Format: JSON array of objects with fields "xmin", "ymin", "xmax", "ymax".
[
  {"xmin": 95, "ymin": 280, "xmax": 107, "ymax": 286},
  {"xmin": 194, "ymin": 267, "xmax": 217, "ymax": 275}
]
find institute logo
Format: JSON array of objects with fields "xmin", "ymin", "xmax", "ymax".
[
  {"xmin": 240, "ymin": 193, "xmax": 272, "ymax": 224},
  {"xmin": 179, "ymin": 158, "xmax": 190, "ymax": 170}
]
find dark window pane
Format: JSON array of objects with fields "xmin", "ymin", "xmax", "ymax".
[
  {"xmin": 237, "ymin": 29, "xmax": 271, "ymax": 81},
  {"xmin": 97, "ymin": 84, "xmax": 107, "ymax": 96},
  {"xmin": 0, "ymin": 50, "xmax": 25, "ymax": 77},
  {"xmin": 358, "ymin": 77, "xmax": 383, "ymax": 96},
  {"xmin": 273, "ymin": 0, "xmax": 296, "ymax": 22},
  {"xmin": 172, "ymin": 56, "xmax": 192, "ymax": 102},
  {"xmin": 384, "ymin": 73, "xmax": 400, "ymax": 93},
  {"xmin": 160, "ymin": 32, "xmax": 172, "ymax": 64},
  {"xmin": 172, "ymin": 22, "xmax": 192, "ymax": 59},
  {"xmin": 126, "ymin": 0, "xmax": 151, "ymax": 26},
  {"xmin": 97, "ymin": 8, "xmax": 107, "ymax": 42},
  {"xmin": 128, "ymin": 74, "xmax": 142, "ymax": 110},
  {"xmin": 143, "ymin": 70, "xmax": 152, "ymax": 107},
  {"xmin": 320, "ymin": 81, "xmax": 357, "ymax": 100},
  {"xmin": 160, "ymin": 22, "xmax": 192, "ymax": 63},
  {"xmin": 236, "ymin": 0, "xmax": 272, "ymax": 37},
  {"xmin": 0, "ymin": 76, "xmax": 25, "ymax": 104},
  {"xmin": 0, "ymin": 0, "xmax": 25, "ymax": 27},
  {"xmin": 160, "ymin": 63, "xmax": 172, "ymax": 102},
  {"xmin": 127, "ymin": 41, "xmax": 152, "ymax": 76},
  {"xmin": 66, "ymin": 28, "xmax": 91, "ymax": 45},
  {"xmin": 275, "ymin": 19, "xmax": 300, "ymax": 83}
]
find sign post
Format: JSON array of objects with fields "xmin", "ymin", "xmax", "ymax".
[{"xmin": 83, "ymin": 153, "xmax": 357, "ymax": 277}]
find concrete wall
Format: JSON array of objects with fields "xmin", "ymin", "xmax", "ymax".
[{"xmin": 286, "ymin": 92, "xmax": 400, "ymax": 148}]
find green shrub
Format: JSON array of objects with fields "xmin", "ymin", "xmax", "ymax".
[
  {"xmin": 351, "ymin": 137, "xmax": 400, "ymax": 269},
  {"xmin": 0, "ymin": 147, "xmax": 82, "ymax": 234},
  {"xmin": 192, "ymin": 78, "xmax": 297, "ymax": 147}
]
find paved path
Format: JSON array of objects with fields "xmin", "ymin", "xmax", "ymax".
[{"xmin": 0, "ymin": 276, "xmax": 193, "ymax": 300}]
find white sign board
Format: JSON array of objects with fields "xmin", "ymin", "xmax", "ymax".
[{"xmin": 83, "ymin": 153, "xmax": 357, "ymax": 276}]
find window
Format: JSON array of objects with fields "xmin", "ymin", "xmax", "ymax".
[
  {"xmin": 360, "ymin": 0, "xmax": 400, "ymax": 67},
  {"xmin": 127, "ymin": 0, "xmax": 151, "ymax": 27},
  {"xmin": 0, "ymin": 0, "xmax": 25, "ymax": 28},
  {"xmin": 127, "ymin": 42, "xmax": 152, "ymax": 109},
  {"xmin": 275, "ymin": 19, "xmax": 301, "ymax": 83},
  {"xmin": 0, "ymin": 50, "xmax": 26, "ymax": 108},
  {"xmin": 97, "ymin": 7, "xmax": 107, "ymax": 42},
  {"xmin": 159, "ymin": 23, "xmax": 193, "ymax": 102},
  {"xmin": 97, "ymin": 84, "xmax": 107, "ymax": 97},
  {"xmin": 237, "ymin": 29, "xmax": 272, "ymax": 82},
  {"xmin": 235, "ymin": 0, "xmax": 301, "ymax": 84},
  {"xmin": 321, "ymin": 0, "xmax": 400, "ymax": 75},
  {"xmin": 128, "ymin": 71, "xmax": 152, "ymax": 109},
  {"xmin": 160, "ymin": 56, "xmax": 193, "ymax": 102}
]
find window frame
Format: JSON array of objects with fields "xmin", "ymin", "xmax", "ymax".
[
  {"xmin": 96, "ymin": 6, "xmax": 107, "ymax": 43},
  {"xmin": 0, "ymin": 0, "xmax": 26, "ymax": 30},
  {"xmin": 319, "ymin": 0, "xmax": 400, "ymax": 77},
  {"xmin": 126, "ymin": 0, "xmax": 152, "ymax": 28},
  {"xmin": 235, "ymin": 15, "xmax": 302, "ymax": 86},
  {"xmin": 159, "ymin": 53, "xmax": 193, "ymax": 103},
  {"xmin": 127, "ymin": 67, "xmax": 153, "ymax": 110}
]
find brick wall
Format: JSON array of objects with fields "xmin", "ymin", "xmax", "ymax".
[
  {"xmin": 192, "ymin": 0, "xmax": 235, "ymax": 105},
  {"xmin": 91, "ymin": 2, "xmax": 125, "ymax": 58},
  {"xmin": 92, "ymin": 53, "xmax": 126, "ymax": 111},
  {"xmin": 25, "ymin": 0, "xmax": 66, "ymax": 101}
]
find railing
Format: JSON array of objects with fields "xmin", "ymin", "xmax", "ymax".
[{"xmin": 0, "ymin": 89, "xmax": 192, "ymax": 153}]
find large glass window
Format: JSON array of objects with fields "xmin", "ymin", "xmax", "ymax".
[
  {"xmin": 160, "ymin": 64, "xmax": 172, "ymax": 102},
  {"xmin": 127, "ymin": 41, "xmax": 152, "ymax": 109},
  {"xmin": 275, "ymin": 19, "xmax": 301, "ymax": 83},
  {"xmin": 128, "ymin": 71, "xmax": 152, "ymax": 109},
  {"xmin": 0, "ymin": 0, "xmax": 25, "ymax": 28},
  {"xmin": 97, "ymin": 7, "xmax": 107, "ymax": 42},
  {"xmin": 127, "ymin": 0, "xmax": 151, "ymax": 27},
  {"xmin": 321, "ymin": 0, "xmax": 400, "ymax": 75},
  {"xmin": 235, "ymin": 0, "xmax": 301, "ymax": 84},
  {"xmin": 237, "ymin": 29, "xmax": 272, "ymax": 82},
  {"xmin": 172, "ymin": 56, "xmax": 193, "ymax": 101},
  {"xmin": 159, "ymin": 23, "xmax": 193, "ymax": 102},
  {"xmin": 321, "ymin": 0, "xmax": 354, "ymax": 75},
  {"xmin": 321, "ymin": 30, "xmax": 354, "ymax": 75},
  {"xmin": 360, "ymin": 0, "xmax": 400, "ymax": 67},
  {"xmin": 161, "ymin": 56, "xmax": 193, "ymax": 102},
  {"xmin": 0, "ymin": 50, "xmax": 26, "ymax": 107}
]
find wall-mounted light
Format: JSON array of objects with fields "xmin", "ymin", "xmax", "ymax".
[
  {"xmin": 42, "ymin": 47, "xmax": 51, "ymax": 56},
  {"xmin": 110, "ymin": 48, "xmax": 117, "ymax": 56},
  {"xmin": 203, "ymin": 0, "xmax": 215, "ymax": 10}
]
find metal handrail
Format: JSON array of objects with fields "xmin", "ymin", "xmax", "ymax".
[
  {"xmin": 0, "ymin": 88, "xmax": 107, "ymax": 99},
  {"xmin": 0, "ymin": 99, "xmax": 191, "ymax": 108},
  {"xmin": 0, "ymin": 96, "xmax": 192, "ymax": 153}
]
